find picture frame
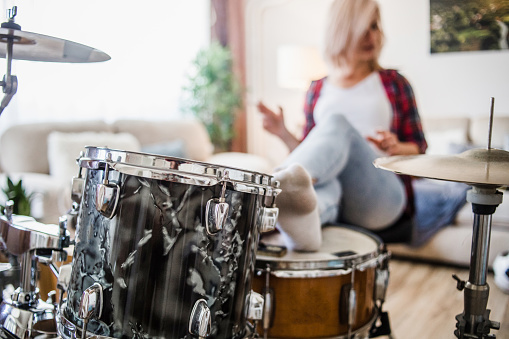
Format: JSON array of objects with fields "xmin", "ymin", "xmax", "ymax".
[{"xmin": 430, "ymin": 0, "xmax": 509, "ymax": 53}]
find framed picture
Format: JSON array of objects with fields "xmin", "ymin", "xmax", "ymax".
[{"xmin": 430, "ymin": 0, "xmax": 509, "ymax": 53}]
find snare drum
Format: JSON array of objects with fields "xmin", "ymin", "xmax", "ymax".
[
  {"xmin": 59, "ymin": 147, "xmax": 280, "ymax": 339},
  {"xmin": 252, "ymin": 226, "xmax": 389, "ymax": 339}
]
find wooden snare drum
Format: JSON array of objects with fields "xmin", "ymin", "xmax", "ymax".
[{"xmin": 252, "ymin": 226, "xmax": 388, "ymax": 339}]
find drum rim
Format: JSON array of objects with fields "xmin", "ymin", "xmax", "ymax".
[
  {"xmin": 255, "ymin": 225, "xmax": 383, "ymax": 271},
  {"xmin": 78, "ymin": 146, "xmax": 280, "ymax": 195}
]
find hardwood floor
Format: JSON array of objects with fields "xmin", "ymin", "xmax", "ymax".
[{"xmin": 379, "ymin": 259, "xmax": 509, "ymax": 338}]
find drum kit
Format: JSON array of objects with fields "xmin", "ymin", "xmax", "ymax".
[{"xmin": 0, "ymin": 5, "xmax": 507, "ymax": 339}]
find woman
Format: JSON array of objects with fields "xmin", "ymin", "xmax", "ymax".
[{"xmin": 260, "ymin": 0, "xmax": 467, "ymax": 250}]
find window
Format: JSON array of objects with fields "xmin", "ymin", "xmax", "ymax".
[{"xmin": 0, "ymin": 0, "xmax": 210, "ymax": 132}]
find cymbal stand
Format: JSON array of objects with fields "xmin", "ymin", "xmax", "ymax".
[
  {"xmin": 0, "ymin": 6, "xmax": 19, "ymax": 116},
  {"xmin": 453, "ymin": 185, "xmax": 502, "ymax": 338}
]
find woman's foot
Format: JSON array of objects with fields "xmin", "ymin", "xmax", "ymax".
[{"xmin": 273, "ymin": 164, "xmax": 321, "ymax": 251}]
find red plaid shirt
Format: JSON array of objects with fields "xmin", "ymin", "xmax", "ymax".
[{"xmin": 301, "ymin": 69, "xmax": 427, "ymax": 216}]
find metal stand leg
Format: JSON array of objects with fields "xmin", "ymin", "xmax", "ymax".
[{"xmin": 454, "ymin": 187, "xmax": 502, "ymax": 339}]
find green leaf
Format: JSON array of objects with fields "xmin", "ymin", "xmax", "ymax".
[{"xmin": 180, "ymin": 42, "xmax": 244, "ymax": 151}]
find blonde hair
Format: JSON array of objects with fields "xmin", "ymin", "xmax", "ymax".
[{"xmin": 323, "ymin": 0, "xmax": 384, "ymax": 69}]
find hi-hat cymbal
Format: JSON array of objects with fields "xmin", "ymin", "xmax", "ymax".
[
  {"xmin": 374, "ymin": 148, "xmax": 509, "ymax": 187},
  {"xmin": 0, "ymin": 27, "xmax": 110, "ymax": 63}
]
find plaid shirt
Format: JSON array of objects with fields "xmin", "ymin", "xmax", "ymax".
[{"xmin": 301, "ymin": 69, "xmax": 428, "ymax": 216}]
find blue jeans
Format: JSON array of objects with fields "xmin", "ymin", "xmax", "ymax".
[
  {"xmin": 282, "ymin": 114, "xmax": 406, "ymax": 230},
  {"xmin": 412, "ymin": 179, "xmax": 469, "ymax": 246}
]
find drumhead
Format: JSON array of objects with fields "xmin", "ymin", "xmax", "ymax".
[
  {"xmin": 78, "ymin": 146, "xmax": 279, "ymax": 196},
  {"xmin": 256, "ymin": 226, "xmax": 382, "ymax": 271}
]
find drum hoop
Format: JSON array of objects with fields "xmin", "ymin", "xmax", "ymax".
[
  {"xmin": 255, "ymin": 253, "xmax": 379, "ymax": 271},
  {"xmin": 270, "ymin": 267, "xmax": 351, "ymax": 278},
  {"xmin": 256, "ymin": 225, "xmax": 384, "ymax": 271},
  {"xmin": 79, "ymin": 146, "xmax": 280, "ymax": 196}
]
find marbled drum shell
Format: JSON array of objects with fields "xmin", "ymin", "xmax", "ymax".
[{"xmin": 64, "ymin": 164, "xmax": 265, "ymax": 339}]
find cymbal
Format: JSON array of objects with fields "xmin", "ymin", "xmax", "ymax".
[
  {"xmin": 374, "ymin": 148, "xmax": 509, "ymax": 187},
  {"xmin": 0, "ymin": 27, "xmax": 110, "ymax": 63}
]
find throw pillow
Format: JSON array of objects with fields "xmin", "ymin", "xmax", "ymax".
[
  {"xmin": 47, "ymin": 131, "xmax": 141, "ymax": 183},
  {"xmin": 425, "ymin": 128, "xmax": 467, "ymax": 155}
]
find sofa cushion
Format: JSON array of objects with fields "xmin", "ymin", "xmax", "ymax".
[
  {"xmin": 111, "ymin": 119, "xmax": 213, "ymax": 162},
  {"xmin": 141, "ymin": 139, "xmax": 187, "ymax": 158},
  {"xmin": 47, "ymin": 131, "xmax": 141, "ymax": 183},
  {"xmin": 421, "ymin": 117, "xmax": 470, "ymax": 155},
  {"xmin": 0, "ymin": 120, "xmax": 112, "ymax": 174},
  {"xmin": 470, "ymin": 116, "xmax": 509, "ymax": 149}
]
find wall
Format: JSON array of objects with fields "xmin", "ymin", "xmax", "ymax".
[
  {"xmin": 378, "ymin": 0, "xmax": 509, "ymax": 118},
  {"xmin": 245, "ymin": 0, "xmax": 509, "ymax": 167}
]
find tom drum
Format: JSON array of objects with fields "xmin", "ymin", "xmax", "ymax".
[
  {"xmin": 58, "ymin": 147, "xmax": 280, "ymax": 339},
  {"xmin": 252, "ymin": 226, "xmax": 390, "ymax": 339}
]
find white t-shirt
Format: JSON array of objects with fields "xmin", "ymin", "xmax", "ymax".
[{"xmin": 313, "ymin": 72, "xmax": 392, "ymax": 139}]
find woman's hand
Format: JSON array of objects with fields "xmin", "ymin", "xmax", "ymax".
[
  {"xmin": 256, "ymin": 101, "xmax": 301, "ymax": 151},
  {"xmin": 257, "ymin": 101, "xmax": 286, "ymax": 138},
  {"xmin": 367, "ymin": 130, "xmax": 419, "ymax": 156}
]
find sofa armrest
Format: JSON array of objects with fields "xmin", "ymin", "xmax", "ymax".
[{"xmin": 207, "ymin": 152, "xmax": 274, "ymax": 175}]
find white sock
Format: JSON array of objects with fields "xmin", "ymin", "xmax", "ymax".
[{"xmin": 273, "ymin": 164, "xmax": 321, "ymax": 251}]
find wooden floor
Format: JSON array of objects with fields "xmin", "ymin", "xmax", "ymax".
[{"xmin": 378, "ymin": 259, "xmax": 509, "ymax": 338}]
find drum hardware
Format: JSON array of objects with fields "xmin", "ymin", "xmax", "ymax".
[
  {"xmin": 65, "ymin": 158, "xmax": 86, "ymax": 231},
  {"xmin": 206, "ymin": 172, "xmax": 230, "ymax": 235},
  {"xmin": 189, "ymin": 291, "xmax": 264, "ymax": 339},
  {"xmin": 189, "ymin": 299, "xmax": 212, "ymax": 339},
  {"xmin": 373, "ymin": 98, "xmax": 506, "ymax": 339},
  {"xmin": 95, "ymin": 155, "xmax": 120, "ymax": 219},
  {"xmin": 260, "ymin": 265, "xmax": 273, "ymax": 339},
  {"xmin": 71, "ymin": 156, "xmax": 85, "ymax": 211},
  {"xmin": 347, "ymin": 264, "xmax": 358, "ymax": 338},
  {"xmin": 78, "ymin": 283, "xmax": 103, "ymax": 339},
  {"xmin": 246, "ymin": 291, "xmax": 265, "ymax": 322},
  {"xmin": 452, "ymin": 186, "xmax": 501, "ymax": 339},
  {"xmin": 56, "ymin": 264, "xmax": 72, "ymax": 309},
  {"xmin": 261, "ymin": 207, "xmax": 279, "ymax": 233},
  {"xmin": 0, "ymin": 207, "xmax": 71, "ymax": 339},
  {"xmin": 369, "ymin": 247, "xmax": 393, "ymax": 338},
  {"xmin": 0, "ymin": 6, "xmax": 110, "ymax": 117}
]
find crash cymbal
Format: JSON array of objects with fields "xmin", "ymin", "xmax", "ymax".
[
  {"xmin": 0, "ymin": 27, "xmax": 110, "ymax": 63},
  {"xmin": 374, "ymin": 148, "xmax": 509, "ymax": 187}
]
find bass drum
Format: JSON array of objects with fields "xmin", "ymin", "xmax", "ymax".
[
  {"xmin": 252, "ymin": 226, "xmax": 389, "ymax": 339},
  {"xmin": 58, "ymin": 147, "xmax": 280, "ymax": 339}
]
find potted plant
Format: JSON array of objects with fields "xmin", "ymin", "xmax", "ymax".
[
  {"xmin": 0, "ymin": 176, "xmax": 32, "ymax": 216},
  {"xmin": 180, "ymin": 42, "xmax": 243, "ymax": 152}
]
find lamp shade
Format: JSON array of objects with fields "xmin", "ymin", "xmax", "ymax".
[{"xmin": 277, "ymin": 45, "xmax": 327, "ymax": 89}]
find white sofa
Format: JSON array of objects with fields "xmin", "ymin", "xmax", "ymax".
[
  {"xmin": 0, "ymin": 119, "xmax": 272, "ymax": 225},
  {"xmin": 387, "ymin": 116, "xmax": 509, "ymax": 268}
]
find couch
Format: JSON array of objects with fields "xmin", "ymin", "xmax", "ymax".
[{"xmin": 0, "ymin": 118, "xmax": 273, "ymax": 226}]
